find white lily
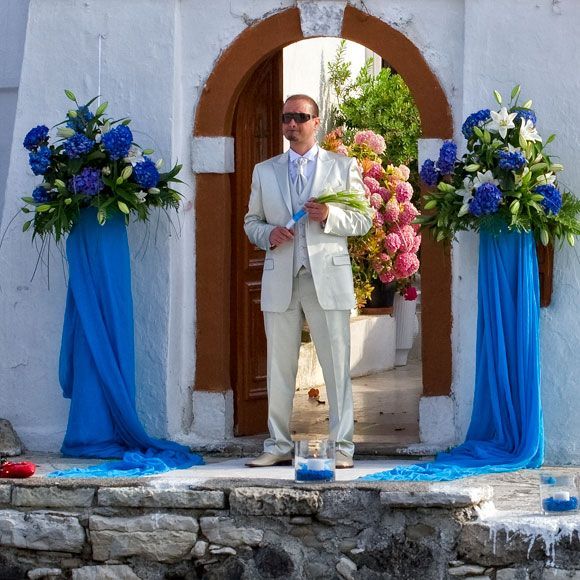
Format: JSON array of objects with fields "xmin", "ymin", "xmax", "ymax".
[
  {"xmin": 507, "ymin": 143, "xmax": 523, "ymax": 154},
  {"xmin": 488, "ymin": 107, "xmax": 517, "ymax": 139},
  {"xmin": 473, "ymin": 170, "xmax": 499, "ymax": 188},
  {"xmin": 455, "ymin": 177, "xmax": 475, "ymax": 216},
  {"xmin": 135, "ymin": 190, "xmax": 148, "ymax": 204},
  {"xmin": 124, "ymin": 145, "xmax": 145, "ymax": 166},
  {"xmin": 520, "ymin": 118, "xmax": 542, "ymax": 142},
  {"xmin": 536, "ymin": 172, "xmax": 556, "ymax": 186}
]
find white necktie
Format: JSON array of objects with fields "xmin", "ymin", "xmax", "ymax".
[{"xmin": 295, "ymin": 157, "xmax": 308, "ymax": 196}]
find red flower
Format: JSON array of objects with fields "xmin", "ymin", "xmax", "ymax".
[{"xmin": 404, "ymin": 286, "xmax": 418, "ymax": 301}]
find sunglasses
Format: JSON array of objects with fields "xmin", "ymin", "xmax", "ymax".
[{"xmin": 281, "ymin": 112, "xmax": 316, "ymax": 124}]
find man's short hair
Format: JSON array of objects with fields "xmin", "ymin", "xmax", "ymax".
[{"xmin": 283, "ymin": 94, "xmax": 320, "ymax": 117}]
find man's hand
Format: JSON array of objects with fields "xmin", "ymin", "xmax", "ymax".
[
  {"xmin": 305, "ymin": 198, "xmax": 329, "ymax": 223},
  {"xmin": 269, "ymin": 226, "xmax": 294, "ymax": 248}
]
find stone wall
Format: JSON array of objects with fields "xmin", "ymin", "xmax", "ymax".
[{"xmin": 0, "ymin": 479, "xmax": 578, "ymax": 579}]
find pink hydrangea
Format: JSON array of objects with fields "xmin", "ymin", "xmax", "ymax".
[
  {"xmin": 379, "ymin": 271, "xmax": 395, "ymax": 284},
  {"xmin": 385, "ymin": 232, "xmax": 402, "ymax": 254},
  {"xmin": 363, "ymin": 176, "xmax": 380, "ymax": 194},
  {"xmin": 363, "ymin": 183, "xmax": 371, "ymax": 197},
  {"xmin": 370, "ymin": 193, "xmax": 383, "ymax": 209},
  {"xmin": 354, "ymin": 130, "xmax": 386, "ymax": 156},
  {"xmin": 399, "ymin": 202, "xmax": 419, "ymax": 226},
  {"xmin": 365, "ymin": 161, "xmax": 383, "ymax": 181},
  {"xmin": 398, "ymin": 164, "xmax": 411, "ymax": 181},
  {"xmin": 383, "ymin": 199, "xmax": 400, "ymax": 223},
  {"xmin": 373, "ymin": 212, "xmax": 385, "ymax": 227},
  {"xmin": 336, "ymin": 144, "xmax": 349, "ymax": 156},
  {"xmin": 395, "ymin": 252, "xmax": 420, "ymax": 278},
  {"xmin": 411, "ymin": 233, "xmax": 422, "ymax": 253},
  {"xmin": 398, "ymin": 225, "xmax": 416, "ymax": 250},
  {"xmin": 378, "ymin": 186, "xmax": 390, "ymax": 201},
  {"xmin": 395, "ymin": 181, "xmax": 413, "ymax": 203}
]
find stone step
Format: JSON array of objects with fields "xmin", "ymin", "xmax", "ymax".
[{"xmin": 458, "ymin": 511, "xmax": 580, "ymax": 570}]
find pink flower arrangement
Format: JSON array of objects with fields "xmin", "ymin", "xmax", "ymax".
[
  {"xmin": 353, "ymin": 130, "xmax": 386, "ymax": 156},
  {"xmin": 322, "ymin": 128, "xmax": 421, "ymax": 308}
]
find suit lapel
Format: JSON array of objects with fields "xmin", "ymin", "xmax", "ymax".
[
  {"xmin": 311, "ymin": 148, "xmax": 336, "ymax": 199},
  {"xmin": 272, "ymin": 152, "xmax": 292, "ymax": 215}
]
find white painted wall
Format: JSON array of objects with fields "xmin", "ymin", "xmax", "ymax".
[
  {"xmin": 1, "ymin": 0, "xmax": 579, "ymax": 464},
  {"xmin": 0, "ymin": 0, "xmax": 30, "ymax": 218}
]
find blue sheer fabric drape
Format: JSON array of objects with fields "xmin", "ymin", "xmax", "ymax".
[
  {"xmin": 362, "ymin": 229, "xmax": 543, "ymax": 481},
  {"xmin": 49, "ymin": 209, "xmax": 203, "ymax": 477}
]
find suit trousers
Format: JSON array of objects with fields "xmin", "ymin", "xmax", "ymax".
[{"xmin": 263, "ymin": 268, "xmax": 354, "ymax": 457}]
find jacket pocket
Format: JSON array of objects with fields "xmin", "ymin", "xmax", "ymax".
[
  {"xmin": 263, "ymin": 258, "xmax": 274, "ymax": 271},
  {"xmin": 332, "ymin": 254, "xmax": 351, "ymax": 266}
]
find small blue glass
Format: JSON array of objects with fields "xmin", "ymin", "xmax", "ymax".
[
  {"xmin": 540, "ymin": 474, "xmax": 579, "ymax": 514},
  {"xmin": 295, "ymin": 439, "xmax": 335, "ymax": 483}
]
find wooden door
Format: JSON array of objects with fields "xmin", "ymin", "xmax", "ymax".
[{"xmin": 231, "ymin": 52, "xmax": 283, "ymax": 435}]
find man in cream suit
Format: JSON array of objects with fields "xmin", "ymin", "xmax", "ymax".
[{"xmin": 244, "ymin": 95, "xmax": 371, "ymax": 468}]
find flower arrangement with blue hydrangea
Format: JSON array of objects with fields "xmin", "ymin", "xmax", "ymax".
[
  {"xmin": 21, "ymin": 90, "xmax": 183, "ymax": 241},
  {"xmin": 417, "ymin": 86, "xmax": 580, "ymax": 246}
]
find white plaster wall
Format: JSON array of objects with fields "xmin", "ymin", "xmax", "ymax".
[
  {"xmin": 457, "ymin": 0, "xmax": 580, "ymax": 464},
  {"xmin": 0, "ymin": 0, "xmax": 181, "ymax": 450},
  {"xmin": 0, "ymin": 0, "xmax": 30, "ymax": 217}
]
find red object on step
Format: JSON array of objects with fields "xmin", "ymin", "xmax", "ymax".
[{"xmin": 0, "ymin": 460, "xmax": 36, "ymax": 478}]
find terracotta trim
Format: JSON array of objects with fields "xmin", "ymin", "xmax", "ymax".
[{"xmin": 193, "ymin": 6, "xmax": 453, "ymax": 397}]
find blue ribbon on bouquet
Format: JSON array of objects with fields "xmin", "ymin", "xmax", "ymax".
[{"xmin": 285, "ymin": 207, "xmax": 308, "ymax": 229}]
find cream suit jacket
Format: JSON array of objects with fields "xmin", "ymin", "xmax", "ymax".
[{"xmin": 244, "ymin": 148, "xmax": 372, "ymax": 312}]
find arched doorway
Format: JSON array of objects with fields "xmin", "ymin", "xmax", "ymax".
[{"xmin": 193, "ymin": 6, "xmax": 453, "ymax": 439}]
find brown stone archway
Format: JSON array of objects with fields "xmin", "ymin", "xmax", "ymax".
[{"xmin": 193, "ymin": 6, "xmax": 453, "ymax": 403}]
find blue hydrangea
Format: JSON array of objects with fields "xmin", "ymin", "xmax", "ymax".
[
  {"xmin": 498, "ymin": 150, "xmax": 526, "ymax": 171},
  {"xmin": 32, "ymin": 186, "xmax": 51, "ymax": 203},
  {"xmin": 23, "ymin": 125, "xmax": 49, "ymax": 150},
  {"xmin": 461, "ymin": 109, "xmax": 491, "ymax": 139},
  {"xmin": 535, "ymin": 184, "xmax": 562, "ymax": 215},
  {"xmin": 29, "ymin": 146, "xmax": 51, "ymax": 175},
  {"xmin": 102, "ymin": 125, "xmax": 133, "ymax": 160},
  {"xmin": 64, "ymin": 133, "xmax": 95, "ymax": 158},
  {"xmin": 468, "ymin": 183, "xmax": 502, "ymax": 216},
  {"xmin": 133, "ymin": 157, "xmax": 160, "ymax": 189},
  {"xmin": 516, "ymin": 109, "xmax": 537, "ymax": 126},
  {"xmin": 436, "ymin": 141, "xmax": 457, "ymax": 175},
  {"xmin": 69, "ymin": 167, "xmax": 105, "ymax": 196},
  {"xmin": 66, "ymin": 106, "xmax": 95, "ymax": 132},
  {"xmin": 420, "ymin": 159, "xmax": 438, "ymax": 187}
]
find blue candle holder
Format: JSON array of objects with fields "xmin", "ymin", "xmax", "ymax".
[
  {"xmin": 294, "ymin": 439, "xmax": 335, "ymax": 483},
  {"xmin": 540, "ymin": 474, "xmax": 579, "ymax": 514}
]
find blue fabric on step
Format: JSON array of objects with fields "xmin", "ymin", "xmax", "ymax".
[
  {"xmin": 49, "ymin": 208, "xmax": 203, "ymax": 478},
  {"xmin": 362, "ymin": 229, "xmax": 543, "ymax": 481}
]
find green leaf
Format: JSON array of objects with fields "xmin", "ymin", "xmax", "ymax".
[
  {"xmin": 22, "ymin": 220, "xmax": 32, "ymax": 232},
  {"xmin": 36, "ymin": 204, "xmax": 51, "ymax": 212},
  {"xmin": 545, "ymin": 134, "xmax": 556, "ymax": 145},
  {"xmin": 510, "ymin": 200, "xmax": 520, "ymax": 214},
  {"xmin": 522, "ymin": 99, "xmax": 533, "ymax": 109},
  {"xmin": 64, "ymin": 89, "xmax": 77, "ymax": 102},
  {"xmin": 97, "ymin": 209, "xmax": 106, "ymax": 225},
  {"xmin": 518, "ymin": 134, "xmax": 528, "ymax": 149},
  {"xmin": 423, "ymin": 200, "xmax": 438, "ymax": 210},
  {"xmin": 473, "ymin": 126, "xmax": 484, "ymax": 139},
  {"xmin": 21, "ymin": 197, "xmax": 35, "ymax": 204},
  {"xmin": 464, "ymin": 164, "xmax": 480, "ymax": 172},
  {"xmin": 117, "ymin": 200, "xmax": 130, "ymax": 214},
  {"xmin": 493, "ymin": 90, "xmax": 502, "ymax": 105},
  {"xmin": 511, "ymin": 85, "xmax": 521, "ymax": 100},
  {"xmin": 540, "ymin": 229, "xmax": 549, "ymax": 246},
  {"xmin": 142, "ymin": 149, "xmax": 154, "ymax": 155},
  {"xmin": 437, "ymin": 182, "xmax": 456, "ymax": 193},
  {"xmin": 567, "ymin": 232, "xmax": 575, "ymax": 246}
]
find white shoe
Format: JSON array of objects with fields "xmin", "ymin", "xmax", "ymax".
[
  {"xmin": 245, "ymin": 452, "xmax": 293, "ymax": 468},
  {"xmin": 335, "ymin": 451, "xmax": 354, "ymax": 469}
]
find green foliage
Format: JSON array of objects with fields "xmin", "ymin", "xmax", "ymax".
[{"xmin": 327, "ymin": 41, "xmax": 421, "ymax": 166}]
